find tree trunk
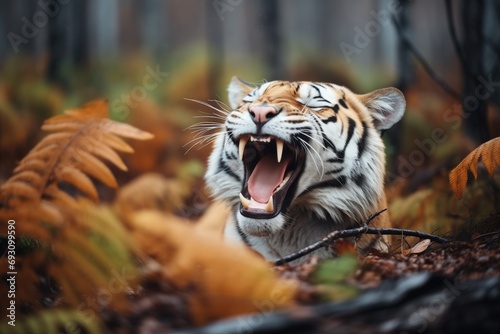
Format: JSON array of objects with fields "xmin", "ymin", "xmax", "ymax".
[
  {"xmin": 387, "ymin": 0, "xmax": 412, "ymax": 174},
  {"xmin": 396, "ymin": 0, "xmax": 413, "ymax": 92},
  {"xmin": 483, "ymin": 0, "xmax": 500, "ymax": 108},
  {"xmin": 140, "ymin": 0, "xmax": 163, "ymax": 60},
  {"xmin": 47, "ymin": 2, "xmax": 69, "ymax": 85},
  {"xmin": 259, "ymin": 0, "xmax": 283, "ymax": 80},
  {"xmin": 71, "ymin": 0, "xmax": 89, "ymax": 68},
  {"xmin": 0, "ymin": 2, "xmax": 6, "ymax": 61},
  {"xmin": 461, "ymin": 0, "xmax": 489, "ymax": 144},
  {"xmin": 206, "ymin": 0, "xmax": 224, "ymax": 99}
]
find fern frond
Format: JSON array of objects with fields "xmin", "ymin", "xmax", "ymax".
[
  {"xmin": 46, "ymin": 203, "xmax": 140, "ymax": 311},
  {"xmin": 0, "ymin": 100, "xmax": 148, "ymax": 317},
  {"xmin": 449, "ymin": 137, "xmax": 500, "ymax": 199},
  {"xmin": 0, "ymin": 99, "xmax": 153, "ymax": 214},
  {"xmin": 0, "ymin": 202, "xmax": 140, "ymax": 314}
]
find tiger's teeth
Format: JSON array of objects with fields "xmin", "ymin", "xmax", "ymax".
[
  {"xmin": 241, "ymin": 194, "xmax": 274, "ymax": 212},
  {"xmin": 239, "ymin": 193, "xmax": 251, "ymax": 209},
  {"xmin": 276, "ymin": 139, "xmax": 284, "ymax": 163},
  {"xmin": 250, "ymin": 136, "xmax": 271, "ymax": 142},
  {"xmin": 265, "ymin": 196, "xmax": 274, "ymax": 212},
  {"xmin": 239, "ymin": 137, "xmax": 248, "ymax": 160}
]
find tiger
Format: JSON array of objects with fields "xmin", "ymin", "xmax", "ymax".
[{"xmin": 204, "ymin": 76, "xmax": 406, "ymax": 262}]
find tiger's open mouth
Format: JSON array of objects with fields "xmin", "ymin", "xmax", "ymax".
[{"xmin": 238, "ymin": 135, "xmax": 304, "ymax": 219}]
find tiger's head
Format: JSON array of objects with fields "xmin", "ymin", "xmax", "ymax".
[{"xmin": 205, "ymin": 77, "xmax": 405, "ymax": 256}]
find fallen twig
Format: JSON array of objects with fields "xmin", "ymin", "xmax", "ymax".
[{"xmin": 273, "ymin": 209, "xmax": 450, "ymax": 266}]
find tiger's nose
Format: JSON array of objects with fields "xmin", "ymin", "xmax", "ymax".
[{"xmin": 249, "ymin": 106, "xmax": 278, "ymax": 124}]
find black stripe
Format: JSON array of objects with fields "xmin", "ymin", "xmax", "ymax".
[
  {"xmin": 309, "ymin": 84, "xmax": 334, "ymax": 106},
  {"xmin": 326, "ymin": 167, "xmax": 343, "ymax": 175},
  {"xmin": 309, "ymin": 112, "xmax": 323, "ymax": 130},
  {"xmin": 310, "ymin": 113, "xmax": 337, "ymax": 153},
  {"xmin": 310, "ymin": 83, "xmax": 322, "ymax": 96},
  {"xmin": 357, "ymin": 121, "xmax": 368, "ymax": 159},
  {"xmin": 321, "ymin": 116, "xmax": 337, "ymax": 124},
  {"xmin": 332, "ymin": 104, "xmax": 340, "ymax": 112},
  {"xmin": 286, "ymin": 126, "xmax": 312, "ymax": 131},
  {"xmin": 315, "ymin": 208, "xmax": 356, "ymax": 229},
  {"xmin": 226, "ymin": 120, "xmax": 240, "ymax": 126},
  {"xmin": 326, "ymin": 157, "xmax": 344, "ymax": 163},
  {"xmin": 217, "ymin": 140, "xmax": 242, "ymax": 183},
  {"xmin": 292, "ymin": 129, "xmax": 313, "ymax": 146},
  {"xmin": 339, "ymin": 99, "xmax": 348, "ymax": 109},
  {"xmin": 309, "ymin": 114, "xmax": 329, "ymax": 150},
  {"xmin": 234, "ymin": 212, "xmax": 251, "ymax": 246},
  {"xmin": 227, "ymin": 131, "xmax": 237, "ymax": 144},
  {"xmin": 217, "ymin": 159, "xmax": 241, "ymax": 182},
  {"xmin": 224, "ymin": 150, "xmax": 237, "ymax": 160},
  {"xmin": 343, "ymin": 118, "xmax": 356, "ymax": 151},
  {"xmin": 352, "ymin": 173, "xmax": 365, "ymax": 188},
  {"xmin": 300, "ymin": 176, "xmax": 347, "ymax": 197},
  {"xmin": 324, "ymin": 134, "xmax": 337, "ymax": 151},
  {"xmin": 287, "ymin": 112, "xmax": 304, "ymax": 116},
  {"xmin": 285, "ymin": 119, "xmax": 306, "ymax": 124},
  {"xmin": 294, "ymin": 83, "xmax": 301, "ymax": 94}
]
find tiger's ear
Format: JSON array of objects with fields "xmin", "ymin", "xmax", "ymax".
[
  {"xmin": 227, "ymin": 76, "xmax": 254, "ymax": 109},
  {"xmin": 358, "ymin": 87, "xmax": 406, "ymax": 131}
]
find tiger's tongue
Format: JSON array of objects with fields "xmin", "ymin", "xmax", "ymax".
[{"xmin": 248, "ymin": 154, "xmax": 291, "ymax": 203}]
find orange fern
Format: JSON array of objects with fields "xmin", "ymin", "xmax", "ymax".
[
  {"xmin": 0, "ymin": 99, "xmax": 153, "ymax": 224},
  {"xmin": 449, "ymin": 137, "xmax": 500, "ymax": 199},
  {"xmin": 0, "ymin": 100, "xmax": 152, "ymax": 315}
]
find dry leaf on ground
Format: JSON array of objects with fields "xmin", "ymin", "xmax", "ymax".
[{"xmin": 403, "ymin": 239, "xmax": 431, "ymax": 256}]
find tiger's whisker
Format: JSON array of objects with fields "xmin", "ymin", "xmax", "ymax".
[{"xmin": 185, "ymin": 98, "xmax": 230, "ymax": 116}]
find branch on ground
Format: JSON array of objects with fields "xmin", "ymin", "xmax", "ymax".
[{"xmin": 273, "ymin": 209, "xmax": 450, "ymax": 266}]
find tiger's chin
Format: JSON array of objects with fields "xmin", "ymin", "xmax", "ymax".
[{"xmin": 236, "ymin": 212, "xmax": 285, "ymax": 237}]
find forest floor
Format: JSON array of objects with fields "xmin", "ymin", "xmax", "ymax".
[
  {"xmin": 101, "ymin": 212, "xmax": 500, "ymax": 334},
  {"xmin": 195, "ymin": 227, "xmax": 500, "ymax": 334}
]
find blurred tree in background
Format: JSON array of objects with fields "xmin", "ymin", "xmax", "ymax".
[{"xmin": 1, "ymin": 1, "xmax": 500, "ymax": 332}]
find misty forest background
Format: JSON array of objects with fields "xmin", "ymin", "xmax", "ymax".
[
  {"xmin": 1, "ymin": 0, "xmax": 499, "ymax": 228},
  {"xmin": 1, "ymin": 0, "xmax": 500, "ymax": 333}
]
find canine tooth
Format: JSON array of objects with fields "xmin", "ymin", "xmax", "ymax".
[
  {"xmin": 277, "ymin": 172, "xmax": 291, "ymax": 190},
  {"xmin": 239, "ymin": 193, "xmax": 251, "ymax": 209},
  {"xmin": 239, "ymin": 137, "xmax": 248, "ymax": 160},
  {"xmin": 276, "ymin": 139, "xmax": 284, "ymax": 163},
  {"xmin": 265, "ymin": 196, "xmax": 274, "ymax": 212}
]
